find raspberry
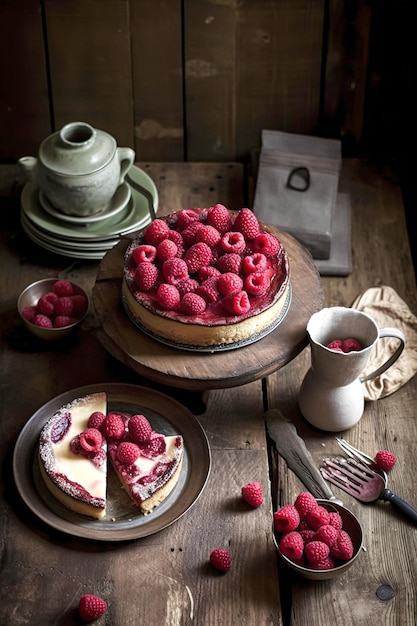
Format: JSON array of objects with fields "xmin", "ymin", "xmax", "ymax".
[
  {"xmin": 294, "ymin": 492, "xmax": 318, "ymax": 519},
  {"xmin": 181, "ymin": 221, "xmax": 204, "ymax": 246},
  {"xmin": 279, "ymin": 531, "xmax": 304, "ymax": 561},
  {"xmin": 216, "ymin": 253, "xmax": 242, "ymax": 275},
  {"xmin": 38, "ymin": 292, "xmax": 58, "ymax": 316},
  {"xmin": 234, "ymin": 207, "xmax": 260, "ymax": 241},
  {"xmin": 242, "ymin": 252, "xmax": 267, "ymax": 275},
  {"xmin": 330, "ymin": 530, "xmax": 354, "ymax": 560},
  {"xmin": 195, "ymin": 224, "xmax": 221, "ymax": 247},
  {"xmin": 217, "ymin": 272, "xmax": 243, "ymax": 297},
  {"xmin": 162, "ymin": 257, "xmax": 189, "ymax": 285},
  {"xmin": 198, "ymin": 265, "xmax": 221, "ymax": 281},
  {"xmin": 54, "ymin": 315, "xmax": 76, "ymax": 328},
  {"xmin": 209, "ymin": 548, "xmax": 231, "ymax": 572},
  {"xmin": 315, "ymin": 524, "xmax": 338, "ymax": 547},
  {"xmin": 157, "ymin": 238, "xmax": 178, "ymax": 261},
  {"xmin": 134, "ymin": 262, "xmax": 159, "ymax": 291},
  {"xmin": 33, "ymin": 314, "xmax": 53, "ymax": 328},
  {"xmin": 144, "ymin": 219, "xmax": 170, "ymax": 245},
  {"xmin": 222, "ymin": 290, "xmax": 251, "ymax": 315},
  {"xmin": 176, "ymin": 208, "xmax": 200, "ymax": 231},
  {"xmin": 104, "ymin": 412, "xmax": 125, "ymax": 440},
  {"xmin": 328, "ymin": 511, "xmax": 343, "ymax": 531},
  {"xmin": 244, "ymin": 272, "xmax": 269, "ymax": 296},
  {"xmin": 252, "ymin": 232, "xmax": 280, "ymax": 256},
  {"xmin": 309, "ymin": 555, "xmax": 336, "ymax": 570},
  {"xmin": 21, "ymin": 306, "xmax": 37, "ymax": 322},
  {"xmin": 167, "ymin": 229, "xmax": 184, "ymax": 256},
  {"xmin": 140, "ymin": 433, "xmax": 167, "ymax": 458},
  {"xmin": 176, "ymin": 277, "xmax": 199, "ymax": 297},
  {"xmin": 241, "ymin": 481, "xmax": 263, "ymax": 507},
  {"xmin": 53, "ymin": 279, "xmax": 74, "ymax": 297},
  {"xmin": 342, "ymin": 337, "xmax": 363, "ymax": 352},
  {"xmin": 304, "ymin": 505, "xmax": 330, "ymax": 530},
  {"xmin": 55, "ymin": 296, "xmax": 74, "ymax": 316},
  {"xmin": 299, "ymin": 529, "xmax": 316, "ymax": 544},
  {"xmin": 196, "ymin": 277, "xmax": 220, "ymax": 303},
  {"xmin": 128, "ymin": 414, "xmax": 152, "ymax": 443},
  {"xmin": 305, "ymin": 540, "xmax": 330, "ymax": 564},
  {"xmin": 221, "ymin": 231, "xmax": 246, "ymax": 254},
  {"xmin": 273, "ymin": 504, "xmax": 300, "ymax": 533},
  {"xmin": 374, "ymin": 449, "xmax": 397, "ymax": 471},
  {"xmin": 181, "ymin": 292, "xmax": 207, "ymax": 314},
  {"xmin": 79, "ymin": 428, "xmax": 103, "ymax": 453},
  {"xmin": 132, "ymin": 244, "xmax": 157, "ymax": 264},
  {"xmin": 117, "ymin": 441, "xmax": 141, "ymax": 464},
  {"xmin": 156, "ymin": 283, "xmax": 181, "ymax": 310},
  {"xmin": 87, "ymin": 411, "xmax": 107, "ymax": 431},
  {"xmin": 184, "ymin": 242, "xmax": 212, "ymax": 273},
  {"xmin": 70, "ymin": 435, "xmax": 82, "ymax": 455},
  {"xmin": 327, "ymin": 339, "xmax": 344, "ymax": 352},
  {"xmin": 70, "ymin": 294, "xmax": 88, "ymax": 316},
  {"xmin": 206, "ymin": 204, "xmax": 233, "ymax": 234},
  {"xmin": 78, "ymin": 594, "xmax": 107, "ymax": 622}
]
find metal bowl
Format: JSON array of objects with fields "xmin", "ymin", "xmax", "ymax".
[
  {"xmin": 273, "ymin": 499, "xmax": 363, "ymax": 581},
  {"xmin": 17, "ymin": 278, "xmax": 90, "ymax": 341}
]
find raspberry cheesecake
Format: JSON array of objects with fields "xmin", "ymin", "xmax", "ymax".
[
  {"xmin": 38, "ymin": 392, "xmax": 184, "ymax": 519},
  {"xmin": 122, "ymin": 205, "xmax": 290, "ymax": 349}
]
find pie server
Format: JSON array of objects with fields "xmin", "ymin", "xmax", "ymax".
[{"xmin": 264, "ymin": 408, "xmax": 343, "ymax": 505}]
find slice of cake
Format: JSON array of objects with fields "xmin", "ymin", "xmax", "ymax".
[
  {"xmin": 122, "ymin": 205, "xmax": 290, "ymax": 349},
  {"xmin": 38, "ymin": 392, "xmax": 184, "ymax": 519},
  {"xmin": 38, "ymin": 392, "xmax": 107, "ymax": 519}
]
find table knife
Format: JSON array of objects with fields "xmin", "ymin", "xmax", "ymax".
[{"xmin": 264, "ymin": 408, "xmax": 343, "ymax": 504}]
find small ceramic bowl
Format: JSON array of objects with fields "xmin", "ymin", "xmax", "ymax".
[
  {"xmin": 17, "ymin": 277, "xmax": 90, "ymax": 341},
  {"xmin": 273, "ymin": 499, "xmax": 363, "ymax": 581}
]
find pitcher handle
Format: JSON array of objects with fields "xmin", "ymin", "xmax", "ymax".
[
  {"xmin": 117, "ymin": 147, "xmax": 135, "ymax": 185},
  {"xmin": 360, "ymin": 328, "xmax": 406, "ymax": 383}
]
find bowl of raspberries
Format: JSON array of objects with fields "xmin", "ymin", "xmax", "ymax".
[
  {"xmin": 273, "ymin": 492, "xmax": 363, "ymax": 580},
  {"xmin": 17, "ymin": 278, "xmax": 89, "ymax": 341}
]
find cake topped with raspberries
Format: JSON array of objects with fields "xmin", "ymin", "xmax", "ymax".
[
  {"xmin": 38, "ymin": 392, "xmax": 184, "ymax": 519},
  {"xmin": 122, "ymin": 204, "xmax": 290, "ymax": 349}
]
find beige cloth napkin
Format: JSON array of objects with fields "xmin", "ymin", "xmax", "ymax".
[{"xmin": 351, "ymin": 286, "xmax": 417, "ymax": 401}]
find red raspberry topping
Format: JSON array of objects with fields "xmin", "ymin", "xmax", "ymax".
[
  {"xmin": 315, "ymin": 524, "xmax": 339, "ymax": 547},
  {"xmin": 53, "ymin": 315, "xmax": 75, "ymax": 328},
  {"xmin": 144, "ymin": 219, "xmax": 170, "ymax": 245},
  {"xmin": 241, "ymin": 481, "xmax": 263, "ymax": 507},
  {"xmin": 53, "ymin": 279, "xmax": 74, "ymax": 297},
  {"xmin": 128, "ymin": 414, "xmax": 152, "ymax": 443},
  {"xmin": 342, "ymin": 337, "xmax": 363, "ymax": 352},
  {"xmin": 176, "ymin": 277, "xmax": 199, "ymax": 297},
  {"xmin": 374, "ymin": 449, "xmax": 397, "ymax": 471},
  {"xmin": 198, "ymin": 265, "xmax": 221, "ymax": 281},
  {"xmin": 242, "ymin": 252, "xmax": 267, "ymax": 274},
  {"xmin": 87, "ymin": 411, "xmax": 107, "ymax": 431},
  {"xmin": 21, "ymin": 306, "xmax": 37, "ymax": 322},
  {"xmin": 294, "ymin": 491, "xmax": 318, "ymax": 519},
  {"xmin": 206, "ymin": 204, "xmax": 233, "ymax": 234},
  {"xmin": 167, "ymin": 229, "xmax": 184, "ymax": 257},
  {"xmin": 305, "ymin": 540, "xmax": 330, "ymax": 564},
  {"xmin": 209, "ymin": 548, "xmax": 231, "ymax": 572},
  {"xmin": 33, "ymin": 314, "xmax": 53, "ymax": 328},
  {"xmin": 244, "ymin": 272, "xmax": 269, "ymax": 296},
  {"xmin": 176, "ymin": 209, "xmax": 200, "ymax": 231},
  {"xmin": 217, "ymin": 272, "xmax": 243, "ymax": 297},
  {"xmin": 305, "ymin": 505, "xmax": 331, "ymax": 530},
  {"xmin": 38, "ymin": 292, "xmax": 58, "ymax": 316},
  {"xmin": 157, "ymin": 283, "xmax": 181, "ymax": 310},
  {"xmin": 181, "ymin": 292, "xmax": 207, "ymax": 314},
  {"xmin": 157, "ymin": 238, "xmax": 178, "ymax": 261},
  {"xmin": 234, "ymin": 207, "xmax": 260, "ymax": 240},
  {"xmin": 195, "ymin": 224, "xmax": 221, "ymax": 247},
  {"xmin": 221, "ymin": 231, "xmax": 246, "ymax": 254},
  {"xmin": 216, "ymin": 253, "xmax": 242, "ymax": 274},
  {"xmin": 330, "ymin": 530, "xmax": 354, "ymax": 560},
  {"xmin": 78, "ymin": 594, "xmax": 107, "ymax": 622},
  {"xmin": 132, "ymin": 244, "xmax": 157, "ymax": 264},
  {"xmin": 55, "ymin": 296, "xmax": 74, "ymax": 317},
  {"xmin": 184, "ymin": 242, "xmax": 212, "ymax": 273},
  {"xmin": 117, "ymin": 441, "xmax": 141, "ymax": 464},
  {"xmin": 196, "ymin": 277, "xmax": 220, "ymax": 303},
  {"xmin": 252, "ymin": 232, "xmax": 280, "ymax": 256},
  {"xmin": 104, "ymin": 412, "xmax": 125, "ymax": 441},
  {"xmin": 279, "ymin": 531, "xmax": 304, "ymax": 560},
  {"xmin": 79, "ymin": 428, "xmax": 103, "ymax": 453},
  {"xmin": 140, "ymin": 433, "xmax": 167, "ymax": 458},
  {"xmin": 134, "ymin": 262, "xmax": 159, "ymax": 291},
  {"xmin": 222, "ymin": 290, "xmax": 251, "ymax": 315},
  {"xmin": 181, "ymin": 220, "xmax": 204, "ymax": 246},
  {"xmin": 273, "ymin": 504, "xmax": 300, "ymax": 533},
  {"xmin": 162, "ymin": 257, "xmax": 189, "ymax": 285}
]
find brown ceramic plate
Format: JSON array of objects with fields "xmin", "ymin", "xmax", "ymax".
[{"xmin": 13, "ymin": 383, "xmax": 211, "ymax": 541}]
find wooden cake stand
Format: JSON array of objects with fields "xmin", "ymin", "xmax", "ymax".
[{"xmin": 93, "ymin": 228, "xmax": 323, "ymax": 391}]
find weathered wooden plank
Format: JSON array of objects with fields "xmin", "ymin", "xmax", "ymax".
[
  {"xmin": 130, "ymin": 0, "xmax": 184, "ymax": 161},
  {"xmin": 0, "ymin": 0, "xmax": 51, "ymax": 161},
  {"xmin": 44, "ymin": 0, "xmax": 134, "ymax": 148}
]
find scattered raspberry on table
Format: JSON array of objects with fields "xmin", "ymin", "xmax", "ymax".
[
  {"xmin": 210, "ymin": 548, "xmax": 231, "ymax": 572},
  {"xmin": 78, "ymin": 594, "xmax": 107, "ymax": 622},
  {"xmin": 241, "ymin": 481, "xmax": 264, "ymax": 507}
]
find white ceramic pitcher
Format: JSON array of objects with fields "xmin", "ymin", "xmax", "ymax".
[{"xmin": 298, "ymin": 306, "xmax": 406, "ymax": 432}]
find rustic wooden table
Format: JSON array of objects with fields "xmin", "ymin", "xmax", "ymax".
[{"xmin": 0, "ymin": 160, "xmax": 416, "ymax": 626}]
